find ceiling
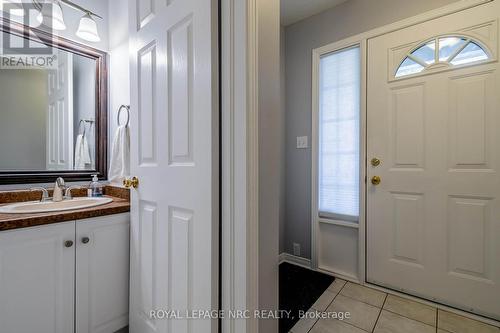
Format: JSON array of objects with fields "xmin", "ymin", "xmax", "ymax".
[{"xmin": 281, "ymin": 0, "xmax": 349, "ymax": 26}]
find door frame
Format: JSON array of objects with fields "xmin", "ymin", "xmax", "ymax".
[
  {"xmin": 221, "ymin": 0, "xmax": 260, "ymax": 332},
  {"xmin": 309, "ymin": 0, "xmax": 500, "ymax": 326}
]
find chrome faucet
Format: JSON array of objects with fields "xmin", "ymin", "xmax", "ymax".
[
  {"xmin": 53, "ymin": 177, "xmax": 66, "ymax": 202},
  {"xmin": 30, "ymin": 187, "xmax": 50, "ymax": 202}
]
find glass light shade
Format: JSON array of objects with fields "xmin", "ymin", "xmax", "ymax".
[
  {"xmin": 76, "ymin": 13, "xmax": 100, "ymax": 42},
  {"xmin": 37, "ymin": 1, "xmax": 66, "ymax": 30}
]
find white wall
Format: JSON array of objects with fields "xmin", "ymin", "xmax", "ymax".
[
  {"xmin": 283, "ymin": 0, "xmax": 462, "ymax": 259},
  {"xmin": 107, "ymin": 0, "xmax": 130, "ymax": 185}
]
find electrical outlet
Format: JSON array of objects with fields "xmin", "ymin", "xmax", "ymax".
[
  {"xmin": 296, "ymin": 136, "xmax": 308, "ymax": 149},
  {"xmin": 293, "ymin": 243, "xmax": 301, "ymax": 256}
]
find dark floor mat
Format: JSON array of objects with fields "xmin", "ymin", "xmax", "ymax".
[{"xmin": 279, "ymin": 262, "xmax": 335, "ymax": 333}]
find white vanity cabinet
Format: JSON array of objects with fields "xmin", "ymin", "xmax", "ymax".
[
  {"xmin": 0, "ymin": 213, "xmax": 130, "ymax": 333},
  {"xmin": 76, "ymin": 214, "xmax": 130, "ymax": 333},
  {"xmin": 0, "ymin": 221, "xmax": 76, "ymax": 333}
]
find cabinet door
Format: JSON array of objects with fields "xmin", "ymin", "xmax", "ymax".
[
  {"xmin": 76, "ymin": 213, "xmax": 130, "ymax": 333},
  {"xmin": 0, "ymin": 221, "xmax": 75, "ymax": 333}
]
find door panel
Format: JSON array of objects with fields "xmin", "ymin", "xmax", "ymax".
[
  {"xmin": 367, "ymin": 0, "xmax": 500, "ymax": 320},
  {"xmin": 128, "ymin": 0, "xmax": 218, "ymax": 332}
]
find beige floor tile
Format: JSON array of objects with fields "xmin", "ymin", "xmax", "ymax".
[
  {"xmin": 340, "ymin": 282, "xmax": 386, "ymax": 308},
  {"xmin": 383, "ymin": 294, "xmax": 436, "ymax": 326},
  {"xmin": 374, "ymin": 310, "xmax": 435, "ymax": 333},
  {"xmin": 327, "ymin": 278, "xmax": 347, "ymax": 294},
  {"xmin": 310, "ymin": 318, "xmax": 367, "ymax": 333},
  {"xmin": 290, "ymin": 315, "xmax": 318, "ymax": 333},
  {"xmin": 327, "ymin": 294, "xmax": 381, "ymax": 332},
  {"xmin": 438, "ymin": 310, "xmax": 499, "ymax": 333},
  {"xmin": 312, "ymin": 290, "xmax": 337, "ymax": 311}
]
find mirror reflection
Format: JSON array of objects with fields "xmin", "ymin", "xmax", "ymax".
[{"xmin": 0, "ymin": 31, "xmax": 97, "ymax": 171}]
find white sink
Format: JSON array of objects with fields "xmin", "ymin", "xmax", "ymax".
[{"xmin": 0, "ymin": 197, "xmax": 113, "ymax": 214}]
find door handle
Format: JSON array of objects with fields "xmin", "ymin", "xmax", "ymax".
[
  {"xmin": 81, "ymin": 237, "xmax": 90, "ymax": 244},
  {"xmin": 371, "ymin": 176, "xmax": 381, "ymax": 185},
  {"xmin": 64, "ymin": 240, "xmax": 74, "ymax": 248},
  {"xmin": 123, "ymin": 176, "xmax": 139, "ymax": 189}
]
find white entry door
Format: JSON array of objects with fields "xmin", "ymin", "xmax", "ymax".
[
  {"xmin": 128, "ymin": 1, "xmax": 218, "ymax": 333},
  {"xmin": 367, "ymin": 1, "xmax": 500, "ymax": 320}
]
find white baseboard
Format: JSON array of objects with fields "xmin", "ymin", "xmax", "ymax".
[{"xmin": 279, "ymin": 253, "xmax": 312, "ymax": 269}]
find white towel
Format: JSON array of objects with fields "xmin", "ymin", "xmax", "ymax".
[
  {"xmin": 108, "ymin": 125, "xmax": 130, "ymax": 184},
  {"xmin": 74, "ymin": 134, "xmax": 92, "ymax": 170}
]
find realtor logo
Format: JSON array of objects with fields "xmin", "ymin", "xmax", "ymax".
[{"xmin": 1, "ymin": 1, "xmax": 58, "ymax": 69}]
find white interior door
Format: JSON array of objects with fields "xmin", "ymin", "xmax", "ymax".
[
  {"xmin": 128, "ymin": 1, "xmax": 218, "ymax": 333},
  {"xmin": 367, "ymin": 1, "xmax": 500, "ymax": 320},
  {"xmin": 46, "ymin": 50, "xmax": 74, "ymax": 170}
]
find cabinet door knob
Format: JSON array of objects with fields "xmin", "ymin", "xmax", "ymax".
[
  {"xmin": 64, "ymin": 240, "xmax": 74, "ymax": 248},
  {"xmin": 81, "ymin": 237, "xmax": 90, "ymax": 244}
]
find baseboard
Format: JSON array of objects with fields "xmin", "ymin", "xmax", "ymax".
[{"xmin": 279, "ymin": 253, "xmax": 312, "ymax": 269}]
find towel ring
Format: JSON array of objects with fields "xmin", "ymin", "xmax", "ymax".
[{"xmin": 117, "ymin": 105, "xmax": 130, "ymax": 127}]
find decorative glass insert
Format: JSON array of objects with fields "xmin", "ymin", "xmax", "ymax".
[{"xmin": 395, "ymin": 36, "xmax": 490, "ymax": 78}]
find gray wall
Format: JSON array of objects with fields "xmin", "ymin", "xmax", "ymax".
[
  {"xmin": 0, "ymin": 69, "xmax": 47, "ymax": 170},
  {"xmin": 258, "ymin": 0, "xmax": 281, "ymax": 332},
  {"xmin": 283, "ymin": 0, "xmax": 461, "ymax": 259}
]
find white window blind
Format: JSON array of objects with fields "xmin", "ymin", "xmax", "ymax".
[{"xmin": 318, "ymin": 46, "xmax": 360, "ymax": 221}]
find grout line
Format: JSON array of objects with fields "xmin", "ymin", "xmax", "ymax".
[
  {"xmin": 337, "ymin": 291, "xmax": 385, "ymax": 309},
  {"xmin": 436, "ymin": 308, "xmax": 438, "ymax": 333},
  {"xmin": 372, "ymin": 294, "xmax": 388, "ymax": 332},
  {"xmin": 381, "ymin": 307, "xmax": 437, "ymax": 328}
]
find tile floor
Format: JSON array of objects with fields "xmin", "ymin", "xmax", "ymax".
[{"xmin": 290, "ymin": 280, "xmax": 500, "ymax": 333}]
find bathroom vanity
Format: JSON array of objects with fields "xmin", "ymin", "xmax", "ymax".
[{"xmin": 0, "ymin": 187, "xmax": 130, "ymax": 333}]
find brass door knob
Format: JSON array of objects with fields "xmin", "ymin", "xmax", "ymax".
[
  {"xmin": 371, "ymin": 176, "xmax": 381, "ymax": 185},
  {"xmin": 123, "ymin": 176, "xmax": 139, "ymax": 189},
  {"xmin": 371, "ymin": 158, "xmax": 381, "ymax": 167},
  {"xmin": 64, "ymin": 240, "xmax": 74, "ymax": 248}
]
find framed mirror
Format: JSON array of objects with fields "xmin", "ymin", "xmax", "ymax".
[{"xmin": 0, "ymin": 17, "xmax": 107, "ymax": 184}]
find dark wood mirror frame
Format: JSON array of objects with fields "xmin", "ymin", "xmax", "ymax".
[{"xmin": 0, "ymin": 17, "xmax": 108, "ymax": 185}]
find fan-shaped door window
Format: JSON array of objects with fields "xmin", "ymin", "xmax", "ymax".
[{"xmin": 395, "ymin": 36, "xmax": 490, "ymax": 78}]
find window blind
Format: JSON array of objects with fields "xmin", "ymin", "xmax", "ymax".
[{"xmin": 318, "ymin": 46, "xmax": 360, "ymax": 221}]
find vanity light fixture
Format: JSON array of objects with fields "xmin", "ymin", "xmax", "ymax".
[
  {"xmin": 33, "ymin": 0, "xmax": 102, "ymax": 42},
  {"xmin": 36, "ymin": 0, "xmax": 66, "ymax": 30},
  {"xmin": 76, "ymin": 12, "xmax": 99, "ymax": 42}
]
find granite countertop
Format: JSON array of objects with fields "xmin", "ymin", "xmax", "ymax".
[{"xmin": 0, "ymin": 186, "xmax": 130, "ymax": 231}]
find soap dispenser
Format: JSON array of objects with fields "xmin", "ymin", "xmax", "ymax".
[{"xmin": 89, "ymin": 174, "xmax": 103, "ymax": 197}]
